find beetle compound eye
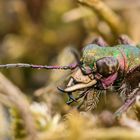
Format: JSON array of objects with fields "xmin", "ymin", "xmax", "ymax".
[{"xmin": 96, "ymin": 57, "xmax": 119, "ymax": 77}]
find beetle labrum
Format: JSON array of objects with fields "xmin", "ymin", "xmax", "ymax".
[{"xmin": 0, "ymin": 35, "xmax": 140, "ymax": 114}]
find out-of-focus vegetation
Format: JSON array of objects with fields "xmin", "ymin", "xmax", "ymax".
[{"xmin": 0, "ymin": 0, "xmax": 140, "ymax": 140}]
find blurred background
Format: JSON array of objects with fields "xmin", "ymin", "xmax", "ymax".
[
  {"xmin": 0, "ymin": 0, "xmax": 140, "ymax": 140},
  {"xmin": 0, "ymin": 0, "xmax": 84, "ymax": 93}
]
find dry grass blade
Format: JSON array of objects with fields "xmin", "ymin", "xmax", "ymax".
[
  {"xmin": 119, "ymin": 114, "xmax": 140, "ymax": 131},
  {"xmin": 0, "ymin": 73, "xmax": 37, "ymax": 140},
  {"xmin": 78, "ymin": 0, "xmax": 126, "ymax": 35}
]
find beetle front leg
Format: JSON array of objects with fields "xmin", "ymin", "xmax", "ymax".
[
  {"xmin": 114, "ymin": 97, "xmax": 135, "ymax": 117},
  {"xmin": 115, "ymin": 87, "xmax": 140, "ymax": 116}
]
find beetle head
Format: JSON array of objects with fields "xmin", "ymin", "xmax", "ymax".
[
  {"xmin": 58, "ymin": 57, "xmax": 119, "ymax": 93},
  {"xmin": 58, "ymin": 67, "xmax": 97, "ymax": 93}
]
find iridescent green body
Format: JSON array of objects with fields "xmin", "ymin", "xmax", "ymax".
[{"xmin": 82, "ymin": 44, "xmax": 140, "ymax": 71}]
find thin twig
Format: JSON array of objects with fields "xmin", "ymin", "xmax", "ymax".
[{"xmin": 78, "ymin": 0, "xmax": 126, "ymax": 35}]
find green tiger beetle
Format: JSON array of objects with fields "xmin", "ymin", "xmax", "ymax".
[
  {"xmin": 58, "ymin": 35, "xmax": 140, "ymax": 114},
  {"xmin": 0, "ymin": 35, "xmax": 140, "ymax": 115}
]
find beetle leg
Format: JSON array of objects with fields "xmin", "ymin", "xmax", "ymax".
[
  {"xmin": 115, "ymin": 88, "xmax": 139, "ymax": 116},
  {"xmin": 91, "ymin": 37, "xmax": 108, "ymax": 47},
  {"xmin": 118, "ymin": 35, "xmax": 135, "ymax": 46},
  {"xmin": 114, "ymin": 97, "xmax": 135, "ymax": 117}
]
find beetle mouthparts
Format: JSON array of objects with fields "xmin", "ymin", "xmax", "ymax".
[
  {"xmin": 58, "ymin": 80, "xmax": 97, "ymax": 93},
  {"xmin": 57, "ymin": 86, "xmax": 71, "ymax": 93}
]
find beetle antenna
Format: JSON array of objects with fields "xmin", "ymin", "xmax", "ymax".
[
  {"xmin": 0, "ymin": 63, "xmax": 78, "ymax": 70},
  {"xmin": 70, "ymin": 48, "xmax": 81, "ymax": 64},
  {"xmin": 70, "ymin": 47, "xmax": 91, "ymax": 74}
]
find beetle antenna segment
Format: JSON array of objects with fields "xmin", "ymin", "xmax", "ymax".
[
  {"xmin": 70, "ymin": 48, "xmax": 81, "ymax": 64},
  {"xmin": 0, "ymin": 63, "xmax": 78, "ymax": 70}
]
